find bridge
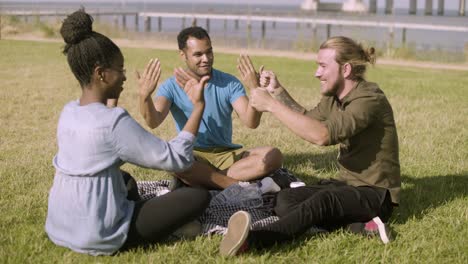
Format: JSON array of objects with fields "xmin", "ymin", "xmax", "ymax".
[{"xmin": 301, "ymin": 0, "xmax": 467, "ymax": 16}]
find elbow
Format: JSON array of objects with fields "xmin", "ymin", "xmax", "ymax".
[
  {"xmin": 177, "ymin": 156, "xmax": 194, "ymax": 172},
  {"xmin": 175, "ymin": 149, "xmax": 196, "ymax": 172},
  {"xmin": 246, "ymin": 122, "xmax": 260, "ymax": 129},
  {"xmin": 175, "ymin": 162, "xmax": 192, "ymax": 173},
  {"xmin": 314, "ymin": 137, "xmax": 329, "ymax": 146},
  {"xmin": 141, "ymin": 114, "xmax": 155, "ymax": 129},
  {"xmin": 244, "ymin": 117, "xmax": 261, "ymax": 129},
  {"xmin": 310, "ymin": 130, "xmax": 330, "ymax": 146},
  {"xmin": 147, "ymin": 119, "xmax": 161, "ymax": 129},
  {"xmin": 169, "ymin": 157, "xmax": 193, "ymax": 173}
]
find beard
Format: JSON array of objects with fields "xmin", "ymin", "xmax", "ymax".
[{"xmin": 322, "ymin": 77, "xmax": 343, "ymax": 96}]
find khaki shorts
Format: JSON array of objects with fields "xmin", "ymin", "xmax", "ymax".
[{"xmin": 194, "ymin": 147, "xmax": 246, "ymax": 171}]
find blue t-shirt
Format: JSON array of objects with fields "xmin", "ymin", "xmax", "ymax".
[{"xmin": 156, "ymin": 68, "xmax": 246, "ymax": 149}]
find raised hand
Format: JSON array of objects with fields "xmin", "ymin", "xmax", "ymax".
[
  {"xmin": 260, "ymin": 70, "xmax": 305, "ymax": 114},
  {"xmin": 174, "ymin": 68, "xmax": 201, "ymax": 90},
  {"xmin": 237, "ymin": 54, "xmax": 264, "ymax": 90},
  {"xmin": 174, "ymin": 67, "xmax": 209, "ymax": 107},
  {"xmin": 136, "ymin": 58, "xmax": 161, "ymax": 98},
  {"xmin": 260, "ymin": 70, "xmax": 283, "ymax": 96},
  {"xmin": 250, "ymin": 87, "xmax": 275, "ymax": 112}
]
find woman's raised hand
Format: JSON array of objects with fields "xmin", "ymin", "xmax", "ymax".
[{"xmin": 174, "ymin": 67, "xmax": 209, "ymax": 107}]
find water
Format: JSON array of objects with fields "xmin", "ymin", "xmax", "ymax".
[{"xmin": 2, "ymin": 1, "xmax": 468, "ymax": 54}]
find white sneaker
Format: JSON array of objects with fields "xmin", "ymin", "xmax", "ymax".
[
  {"xmin": 259, "ymin": 177, "xmax": 281, "ymax": 194},
  {"xmin": 220, "ymin": 211, "xmax": 251, "ymax": 256}
]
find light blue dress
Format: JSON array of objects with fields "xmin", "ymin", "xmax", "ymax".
[
  {"xmin": 156, "ymin": 69, "xmax": 246, "ymax": 149},
  {"xmin": 45, "ymin": 101, "xmax": 195, "ymax": 255}
]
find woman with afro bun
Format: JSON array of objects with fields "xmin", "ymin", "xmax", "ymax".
[{"xmin": 45, "ymin": 9, "xmax": 211, "ymax": 256}]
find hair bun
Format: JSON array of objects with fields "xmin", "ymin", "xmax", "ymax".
[
  {"xmin": 366, "ymin": 47, "xmax": 376, "ymax": 65},
  {"xmin": 60, "ymin": 9, "xmax": 93, "ymax": 45}
]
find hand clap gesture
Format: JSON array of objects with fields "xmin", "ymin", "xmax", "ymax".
[
  {"xmin": 260, "ymin": 70, "xmax": 284, "ymax": 96},
  {"xmin": 250, "ymin": 88, "xmax": 275, "ymax": 112},
  {"xmin": 174, "ymin": 67, "xmax": 210, "ymax": 107},
  {"xmin": 237, "ymin": 54, "xmax": 264, "ymax": 91},
  {"xmin": 136, "ymin": 58, "xmax": 162, "ymax": 98}
]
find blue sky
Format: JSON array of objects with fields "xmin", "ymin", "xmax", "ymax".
[{"xmin": 2, "ymin": 0, "xmax": 461, "ymax": 10}]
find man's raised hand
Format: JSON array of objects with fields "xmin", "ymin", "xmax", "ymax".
[
  {"xmin": 260, "ymin": 70, "xmax": 284, "ymax": 96},
  {"xmin": 136, "ymin": 58, "xmax": 161, "ymax": 98},
  {"xmin": 237, "ymin": 54, "xmax": 264, "ymax": 90}
]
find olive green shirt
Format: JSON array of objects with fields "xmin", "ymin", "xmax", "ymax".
[{"xmin": 306, "ymin": 81, "xmax": 401, "ymax": 204}]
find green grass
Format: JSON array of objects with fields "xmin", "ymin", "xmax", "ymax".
[{"xmin": 0, "ymin": 39, "xmax": 467, "ymax": 263}]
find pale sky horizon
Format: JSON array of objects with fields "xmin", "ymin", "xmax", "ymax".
[{"xmin": 1, "ymin": 0, "xmax": 462, "ymax": 10}]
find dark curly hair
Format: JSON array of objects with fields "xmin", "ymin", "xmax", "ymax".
[
  {"xmin": 60, "ymin": 9, "xmax": 122, "ymax": 86},
  {"xmin": 177, "ymin": 26, "xmax": 211, "ymax": 50}
]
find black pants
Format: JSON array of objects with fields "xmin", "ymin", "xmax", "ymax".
[
  {"xmin": 121, "ymin": 172, "xmax": 211, "ymax": 249},
  {"xmin": 249, "ymin": 181, "xmax": 393, "ymax": 248}
]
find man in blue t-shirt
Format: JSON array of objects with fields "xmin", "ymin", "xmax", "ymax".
[{"xmin": 139, "ymin": 27, "xmax": 283, "ymax": 189}]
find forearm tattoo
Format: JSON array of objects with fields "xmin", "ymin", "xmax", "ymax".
[{"xmin": 274, "ymin": 90, "xmax": 306, "ymax": 114}]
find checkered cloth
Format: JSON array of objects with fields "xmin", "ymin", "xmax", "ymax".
[
  {"xmin": 137, "ymin": 168, "xmax": 324, "ymax": 235},
  {"xmin": 137, "ymin": 180, "xmax": 280, "ymax": 235}
]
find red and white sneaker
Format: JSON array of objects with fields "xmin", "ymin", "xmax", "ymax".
[
  {"xmin": 348, "ymin": 216, "xmax": 391, "ymax": 244},
  {"xmin": 219, "ymin": 211, "xmax": 251, "ymax": 256}
]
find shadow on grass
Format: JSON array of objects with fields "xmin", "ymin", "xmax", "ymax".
[
  {"xmin": 118, "ymin": 236, "xmax": 200, "ymax": 255},
  {"xmin": 282, "ymin": 151, "xmax": 468, "ymax": 223},
  {"xmin": 284, "ymin": 151, "xmax": 468, "ymax": 225},
  {"xmin": 394, "ymin": 173, "xmax": 468, "ymax": 224},
  {"xmin": 245, "ymin": 174, "xmax": 468, "ymax": 255},
  {"xmin": 281, "ymin": 150, "xmax": 339, "ymax": 183}
]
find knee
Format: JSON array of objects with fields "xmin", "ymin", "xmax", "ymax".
[
  {"xmin": 260, "ymin": 147, "xmax": 283, "ymax": 173},
  {"xmin": 274, "ymin": 200, "xmax": 289, "ymax": 217}
]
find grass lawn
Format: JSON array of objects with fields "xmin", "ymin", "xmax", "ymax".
[{"xmin": 0, "ymin": 39, "xmax": 466, "ymax": 263}]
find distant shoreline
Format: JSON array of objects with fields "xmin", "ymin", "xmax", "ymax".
[
  {"xmin": 1, "ymin": 1, "xmax": 467, "ymax": 54},
  {"xmin": 4, "ymin": 34, "xmax": 468, "ymax": 71}
]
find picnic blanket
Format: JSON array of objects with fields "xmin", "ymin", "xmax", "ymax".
[{"xmin": 137, "ymin": 168, "xmax": 302, "ymax": 235}]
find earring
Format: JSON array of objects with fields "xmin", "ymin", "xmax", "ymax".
[{"xmin": 100, "ymin": 76, "xmax": 104, "ymax": 81}]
